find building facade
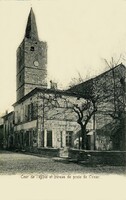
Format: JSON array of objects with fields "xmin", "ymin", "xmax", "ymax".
[
  {"xmin": 13, "ymin": 88, "xmax": 85, "ymax": 151},
  {"xmin": 11, "ymin": 8, "xmax": 84, "ymax": 152},
  {"xmin": 2, "ymin": 111, "xmax": 14, "ymax": 149},
  {"xmin": 69, "ymin": 64, "xmax": 126, "ymax": 151}
]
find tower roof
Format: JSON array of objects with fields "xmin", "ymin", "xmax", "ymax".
[{"xmin": 25, "ymin": 8, "xmax": 39, "ymax": 40}]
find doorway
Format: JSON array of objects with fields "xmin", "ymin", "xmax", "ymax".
[{"xmin": 47, "ymin": 131, "xmax": 52, "ymax": 147}]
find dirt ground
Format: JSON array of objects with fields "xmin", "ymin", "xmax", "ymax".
[{"xmin": 0, "ymin": 150, "xmax": 125, "ymax": 175}]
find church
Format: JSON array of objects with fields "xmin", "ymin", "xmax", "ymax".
[
  {"xmin": 2, "ymin": 8, "xmax": 83, "ymax": 154},
  {"xmin": 2, "ymin": 8, "xmax": 126, "ymax": 154}
]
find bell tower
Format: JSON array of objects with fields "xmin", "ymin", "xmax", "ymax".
[{"xmin": 16, "ymin": 8, "xmax": 47, "ymax": 101}]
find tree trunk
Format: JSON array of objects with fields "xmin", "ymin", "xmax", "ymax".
[{"xmin": 81, "ymin": 125, "xmax": 87, "ymax": 150}]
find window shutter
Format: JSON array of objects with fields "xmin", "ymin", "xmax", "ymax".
[{"xmin": 25, "ymin": 105, "xmax": 28, "ymax": 121}]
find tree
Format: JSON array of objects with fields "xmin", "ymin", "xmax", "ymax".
[
  {"xmin": 68, "ymin": 58, "xmax": 126, "ymax": 150},
  {"xmin": 36, "ymin": 61, "xmax": 125, "ymax": 151},
  {"xmin": 73, "ymin": 97, "xmax": 97, "ymax": 149},
  {"xmin": 68, "ymin": 75, "xmax": 101, "ymax": 150},
  {"xmin": 36, "ymin": 86, "xmax": 98, "ymax": 150},
  {"xmin": 103, "ymin": 58, "xmax": 126, "ymax": 150},
  {"xmin": 37, "ymin": 90, "xmax": 79, "ymax": 147}
]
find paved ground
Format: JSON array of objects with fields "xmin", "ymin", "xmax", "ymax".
[{"xmin": 0, "ymin": 151, "xmax": 125, "ymax": 175}]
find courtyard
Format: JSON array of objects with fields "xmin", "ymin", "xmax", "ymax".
[{"xmin": 0, "ymin": 150, "xmax": 125, "ymax": 175}]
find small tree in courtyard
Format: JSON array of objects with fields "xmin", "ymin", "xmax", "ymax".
[
  {"xmin": 72, "ymin": 97, "xmax": 97, "ymax": 149},
  {"xmin": 103, "ymin": 57, "xmax": 126, "ymax": 150},
  {"xmin": 68, "ymin": 75, "xmax": 101, "ymax": 150}
]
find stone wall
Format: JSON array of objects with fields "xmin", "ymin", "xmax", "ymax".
[
  {"xmin": 14, "ymin": 93, "xmax": 38, "ymax": 125},
  {"xmin": 94, "ymin": 65, "xmax": 126, "ymax": 150},
  {"xmin": 13, "ymin": 90, "xmax": 82, "ymax": 150},
  {"xmin": 3, "ymin": 112, "xmax": 14, "ymax": 149},
  {"xmin": 16, "ymin": 38, "xmax": 47, "ymax": 101},
  {"xmin": 0, "ymin": 124, "xmax": 3, "ymax": 149},
  {"xmin": 69, "ymin": 149, "xmax": 126, "ymax": 166},
  {"xmin": 37, "ymin": 92, "xmax": 82, "ymax": 148},
  {"xmin": 19, "ymin": 147, "xmax": 60, "ymax": 157},
  {"xmin": 68, "ymin": 64, "xmax": 126, "ymax": 151}
]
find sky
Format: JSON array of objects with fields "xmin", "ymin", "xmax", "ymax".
[{"xmin": 0, "ymin": 0, "xmax": 126, "ymax": 114}]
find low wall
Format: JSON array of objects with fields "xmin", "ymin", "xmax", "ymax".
[
  {"xmin": 37, "ymin": 148, "xmax": 60, "ymax": 157},
  {"xmin": 21, "ymin": 147, "xmax": 60, "ymax": 157},
  {"xmin": 69, "ymin": 149, "xmax": 126, "ymax": 166}
]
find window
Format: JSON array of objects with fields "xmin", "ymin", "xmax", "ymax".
[
  {"xmin": 66, "ymin": 131, "xmax": 73, "ymax": 147},
  {"xmin": 32, "ymin": 102, "xmax": 38, "ymax": 120},
  {"xmin": 19, "ymin": 75, "xmax": 21, "ymax": 82},
  {"xmin": 47, "ymin": 131, "xmax": 52, "ymax": 147},
  {"xmin": 29, "ymin": 130, "xmax": 33, "ymax": 147},
  {"xmin": 25, "ymin": 103, "xmax": 37, "ymax": 122},
  {"xmin": 30, "ymin": 46, "xmax": 34, "ymax": 51},
  {"xmin": 25, "ymin": 105, "xmax": 28, "ymax": 121},
  {"xmin": 26, "ymin": 131, "xmax": 30, "ymax": 147},
  {"xmin": 28, "ymin": 104, "xmax": 32, "ymax": 121},
  {"xmin": 28, "ymin": 104, "xmax": 31, "ymax": 120},
  {"xmin": 33, "ymin": 130, "xmax": 37, "ymax": 146},
  {"xmin": 60, "ymin": 131, "xmax": 63, "ymax": 148}
]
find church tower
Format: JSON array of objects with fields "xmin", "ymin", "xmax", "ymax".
[{"xmin": 16, "ymin": 8, "xmax": 47, "ymax": 101}]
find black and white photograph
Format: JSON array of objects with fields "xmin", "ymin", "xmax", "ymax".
[{"xmin": 0, "ymin": 0, "xmax": 126, "ymax": 200}]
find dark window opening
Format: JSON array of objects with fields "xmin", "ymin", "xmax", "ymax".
[
  {"xmin": 66, "ymin": 131, "xmax": 73, "ymax": 147},
  {"xmin": 30, "ymin": 46, "xmax": 35, "ymax": 51},
  {"xmin": 47, "ymin": 131, "xmax": 52, "ymax": 147},
  {"xmin": 26, "ymin": 131, "xmax": 30, "ymax": 147},
  {"xmin": 120, "ymin": 77, "xmax": 125, "ymax": 85},
  {"xmin": 60, "ymin": 131, "xmax": 63, "ymax": 148},
  {"xmin": 19, "ymin": 75, "xmax": 21, "ymax": 82}
]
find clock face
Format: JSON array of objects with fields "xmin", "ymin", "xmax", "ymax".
[{"xmin": 34, "ymin": 61, "xmax": 39, "ymax": 67}]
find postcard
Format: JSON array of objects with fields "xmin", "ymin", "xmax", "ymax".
[{"xmin": 0, "ymin": 0, "xmax": 126, "ymax": 200}]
